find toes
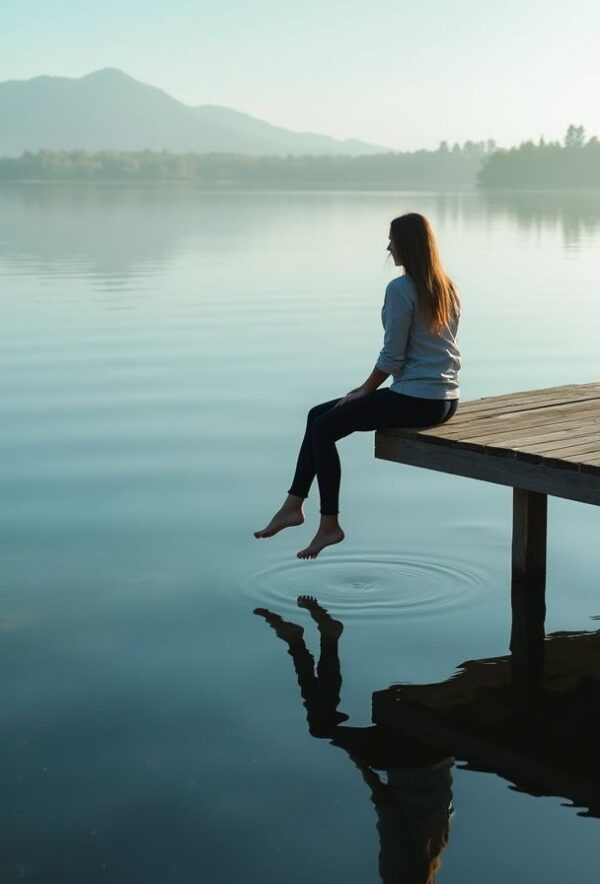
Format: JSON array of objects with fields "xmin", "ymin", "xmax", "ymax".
[
  {"xmin": 297, "ymin": 594, "xmax": 317, "ymax": 606},
  {"xmin": 297, "ymin": 546, "xmax": 322, "ymax": 559}
]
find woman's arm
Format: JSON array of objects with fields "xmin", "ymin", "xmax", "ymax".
[
  {"xmin": 375, "ymin": 281, "xmax": 413, "ymax": 376},
  {"xmin": 360, "ymin": 366, "xmax": 390, "ymax": 393}
]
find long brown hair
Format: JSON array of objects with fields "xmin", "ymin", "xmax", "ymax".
[{"xmin": 389, "ymin": 213, "xmax": 460, "ymax": 335}]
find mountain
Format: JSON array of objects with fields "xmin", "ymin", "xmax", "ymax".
[{"xmin": 0, "ymin": 68, "xmax": 389, "ymax": 157}]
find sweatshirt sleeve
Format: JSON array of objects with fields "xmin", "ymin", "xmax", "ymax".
[{"xmin": 376, "ymin": 280, "xmax": 414, "ymax": 375}]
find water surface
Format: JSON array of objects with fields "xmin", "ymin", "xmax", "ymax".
[{"xmin": 1, "ymin": 185, "xmax": 600, "ymax": 882}]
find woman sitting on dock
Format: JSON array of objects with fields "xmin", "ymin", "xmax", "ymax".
[{"xmin": 254, "ymin": 212, "xmax": 461, "ymax": 559}]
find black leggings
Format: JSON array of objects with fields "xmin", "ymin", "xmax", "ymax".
[{"xmin": 288, "ymin": 389, "xmax": 458, "ymax": 516}]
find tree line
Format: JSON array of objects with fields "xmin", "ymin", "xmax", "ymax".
[
  {"xmin": 478, "ymin": 126, "xmax": 600, "ymax": 189},
  {"xmin": 0, "ymin": 142, "xmax": 492, "ymax": 187},
  {"xmin": 0, "ymin": 128, "xmax": 597, "ymax": 188}
]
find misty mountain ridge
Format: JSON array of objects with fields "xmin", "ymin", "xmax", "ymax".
[{"xmin": 0, "ymin": 68, "xmax": 389, "ymax": 157}]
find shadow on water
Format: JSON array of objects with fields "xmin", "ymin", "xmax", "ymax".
[{"xmin": 255, "ymin": 582, "xmax": 600, "ymax": 883}]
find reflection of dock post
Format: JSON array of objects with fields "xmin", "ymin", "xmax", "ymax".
[
  {"xmin": 511, "ymin": 488, "xmax": 547, "ymax": 590},
  {"xmin": 510, "ymin": 490, "xmax": 547, "ymax": 705},
  {"xmin": 510, "ymin": 581, "xmax": 546, "ymax": 706}
]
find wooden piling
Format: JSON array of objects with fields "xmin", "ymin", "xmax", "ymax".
[{"xmin": 511, "ymin": 488, "xmax": 547, "ymax": 590}]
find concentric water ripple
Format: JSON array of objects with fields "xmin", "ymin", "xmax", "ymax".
[{"xmin": 245, "ymin": 549, "xmax": 489, "ymax": 622}]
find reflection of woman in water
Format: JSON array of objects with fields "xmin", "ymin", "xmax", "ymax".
[
  {"xmin": 255, "ymin": 597, "xmax": 454, "ymax": 884},
  {"xmin": 254, "ymin": 213, "xmax": 461, "ymax": 559}
]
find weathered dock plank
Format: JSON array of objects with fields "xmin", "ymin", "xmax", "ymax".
[
  {"xmin": 448, "ymin": 382, "xmax": 600, "ymax": 414},
  {"xmin": 464, "ymin": 422, "xmax": 600, "ymax": 447},
  {"xmin": 411, "ymin": 399, "xmax": 600, "ymax": 437},
  {"xmin": 435, "ymin": 405, "xmax": 600, "ymax": 438}
]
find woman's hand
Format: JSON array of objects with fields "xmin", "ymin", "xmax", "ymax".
[
  {"xmin": 335, "ymin": 368, "xmax": 389, "ymax": 407},
  {"xmin": 335, "ymin": 387, "xmax": 368, "ymax": 408}
]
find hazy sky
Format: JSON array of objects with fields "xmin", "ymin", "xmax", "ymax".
[{"xmin": 2, "ymin": 0, "xmax": 599, "ymax": 151}]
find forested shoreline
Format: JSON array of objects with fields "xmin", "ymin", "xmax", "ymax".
[
  {"xmin": 0, "ymin": 142, "xmax": 492, "ymax": 188},
  {"xmin": 1, "ymin": 127, "xmax": 598, "ymax": 189},
  {"xmin": 478, "ymin": 126, "xmax": 600, "ymax": 189}
]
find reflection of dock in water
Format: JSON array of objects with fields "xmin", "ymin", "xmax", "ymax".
[{"xmin": 375, "ymin": 582, "xmax": 600, "ymax": 818}]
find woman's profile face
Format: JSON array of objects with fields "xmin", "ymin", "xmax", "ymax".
[{"xmin": 387, "ymin": 232, "xmax": 402, "ymax": 266}]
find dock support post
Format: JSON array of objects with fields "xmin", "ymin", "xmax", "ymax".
[{"xmin": 511, "ymin": 488, "xmax": 547, "ymax": 590}]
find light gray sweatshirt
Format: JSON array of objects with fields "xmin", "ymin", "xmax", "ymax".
[{"xmin": 376, "ymin": 274, "xmax": 461, "ymax": 400}]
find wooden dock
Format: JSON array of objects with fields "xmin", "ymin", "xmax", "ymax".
[{"xmin": 375, "ymin": 382, "xmax": 600, "ymax": 589}]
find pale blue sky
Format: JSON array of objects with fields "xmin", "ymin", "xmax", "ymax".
[{"xmin": 2, "ymin": 0, "xmax": 599, "ymax": 150}]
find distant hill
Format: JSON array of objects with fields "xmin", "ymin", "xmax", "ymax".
[{"xmin": 0, "ymin": 68, "xmax": 389, "ymax": 157}]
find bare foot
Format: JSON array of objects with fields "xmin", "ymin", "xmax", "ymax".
[
  {"xmin": 254, "ymin": 608, "xmax": 305, "ymax": 644},
  {"xmin": 254, "ymin": 503, "xmax": 304, "ymax": 539},
  {"xmin": 297, "ymin": 595, "xmax": 343, "ymax": 638},
  {"xmin": 297, "ymin": 525, "xmax": 345, "ymax": 559}
]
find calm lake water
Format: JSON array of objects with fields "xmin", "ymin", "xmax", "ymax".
[{"xmin": 1, "ymin": 185, "xmax": 600, "ymax": 882}]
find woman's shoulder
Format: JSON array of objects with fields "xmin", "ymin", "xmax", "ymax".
[{"xmin": 386, "ymin": 273, "xmax": 417, "ymax": 301}]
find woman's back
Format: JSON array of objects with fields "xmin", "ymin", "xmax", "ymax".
[{"xmin": 378, "ymin": 273, "xmax": 461, "ymax": 401}]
